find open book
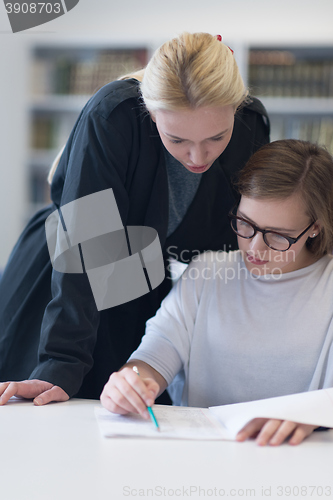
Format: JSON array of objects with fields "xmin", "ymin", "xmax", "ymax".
[{"xmin": 95, "ymin": 388, "xmax": 333, "ymax": 440}]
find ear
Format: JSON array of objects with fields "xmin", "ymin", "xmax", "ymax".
[
  {"xmin": 310, "ymin": 221, "xmax": 322, "ymax": 238},
  {"xmin": 149, "ymin": 112, "xmax": 156, "ymax": 123}
]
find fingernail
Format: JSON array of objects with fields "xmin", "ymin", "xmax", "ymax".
[
  {"xmin": 146, "ymin": 398, "xmax": 154, "ymax": 406},
  {"xmin": 34, "ymin": 398, "xmax": 42, "ymax": 405}
]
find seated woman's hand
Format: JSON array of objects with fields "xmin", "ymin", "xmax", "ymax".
[
  {"xmin": 236, "ymin": 418, "xmax": 317, "ymax": 446},
  {"xmin": 0, "ymin": 379, "xmax": 69, "ymax": 406},
  {"xmin": 100, "ymin": 367, "xmax": 160, "ymax": 420}
]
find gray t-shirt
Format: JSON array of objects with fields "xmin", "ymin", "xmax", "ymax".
[
  {"xmin": 129, "ymin": 250, "xmax": 333, "ymax": 407},
  {"xmin": 164, "ymin": 148, "xmax": 202, "ymax": 237}
]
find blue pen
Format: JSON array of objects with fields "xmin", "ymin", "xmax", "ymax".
[{"xmin": 132, "ymin": 365, "xmax": 160, "ymax": 431}]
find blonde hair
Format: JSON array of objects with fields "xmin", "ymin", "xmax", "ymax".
[
  {"xmin": 140, "ymin": 32, "xmax": 247, "ymax": 114},
  {"xmin": 47, "ymin": 145, "xmax": 65, "ymax": 185},
  {"xmin": 118, "ymin": 68, "xmax": 145, "ymax": 82},
  {"xmin": 237, "ymin": 139, "xmax": 333, "ymax": 258}
]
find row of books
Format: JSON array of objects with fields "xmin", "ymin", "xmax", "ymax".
[
  {"xmin": 30, "ymin": 49, "xmax": 148, "ymax": 96},
  {"xmin": 30, "ymin": 114, "xmax": 333, "ymax": 168},
  {"xmin": 249, "ymin": 52, "xmax": 333, "ymax": 98},
  {"xmin": 271, "ymin": 117, "xmax": 333, "ymax": 153},
  {"xmin": 30, "ymin": 114, "xmax": 77, "ymax": 150}
]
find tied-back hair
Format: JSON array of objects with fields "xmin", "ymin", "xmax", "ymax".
[
  {"xmin": 237, "ymin": 139, "xmax": 333, "ymax": 258},
  {"xmin": 141, "ymin": 32, "xmax": 247, "ymax": 113},
  {"xmin": 121, "ymin": 32, "xmax": 248, "ymax": 113}
]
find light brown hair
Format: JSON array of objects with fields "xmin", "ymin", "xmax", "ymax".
[{"xmin": 237, "ymin": 139, "xmax": 333, "ymax": 257}]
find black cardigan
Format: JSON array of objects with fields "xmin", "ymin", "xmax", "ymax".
[{"xmin": 0, "ymin": 79, "xmax": 270, "ymax": 399}]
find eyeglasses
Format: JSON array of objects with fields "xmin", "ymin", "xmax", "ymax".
[{"xmin": 228, "ymin": 212, "xmax": 315, "ymax": 252}]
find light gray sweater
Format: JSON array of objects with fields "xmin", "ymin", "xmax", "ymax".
[{"xmin": 129, "ymin": 251, "xmax": 333, "ymax": 407}]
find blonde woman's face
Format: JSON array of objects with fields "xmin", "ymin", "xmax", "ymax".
[{"xmin": 153, "ymin": 106, "xmax": 235, "ymax": 174}]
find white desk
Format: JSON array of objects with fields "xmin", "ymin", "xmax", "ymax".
[{"xmin": 1, "ymin": 398, "xmax": 332, "ymax": 500}]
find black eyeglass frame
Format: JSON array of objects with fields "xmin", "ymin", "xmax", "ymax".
[{"xmin": 228, "ymin": 211, "xmax": 315, "ymax": 252}]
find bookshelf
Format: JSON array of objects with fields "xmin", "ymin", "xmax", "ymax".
[
  {"xmin": 248, "ymin": 46, "xmax": 333, "ymax": 148},
  {"xmin": 27, "ymin": 43, "xmax": 333, "ymax": 214},
  {"xmin": 27, "ymin": 43, "xmax": 150, "ymax": 215}
]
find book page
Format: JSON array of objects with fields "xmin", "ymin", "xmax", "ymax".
[
  {"xmin": 209, "ymin": 388, "xmax": 333, "ymax": 439},
  {"xmin": 95, "ymin": 405, "xmax": 232, "ymax": 440}
]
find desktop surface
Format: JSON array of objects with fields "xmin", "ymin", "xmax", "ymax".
[{"xmin": 0, "ymin": 398, "xmax": 332, "ymax": 500}]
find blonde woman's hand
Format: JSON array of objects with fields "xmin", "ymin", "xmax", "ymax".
[
  {"xmin": 0, "ymin": 379, "xmax": 69, "ymax": 406},
  {"xmin": 236, "ymin": 418, "xmax": 317, "ymax": 446}
]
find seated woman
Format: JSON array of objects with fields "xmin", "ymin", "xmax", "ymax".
[{"xmin": 100, "ymin": 139, "xmax": 333, "ymax": 446}]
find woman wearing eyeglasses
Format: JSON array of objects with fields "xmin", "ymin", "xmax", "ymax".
[{"xmin": 100, "ymin": 139, "xmax": 333, "ymax": 446}]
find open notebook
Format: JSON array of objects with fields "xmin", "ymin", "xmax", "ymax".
[{"xmin": 95, "ymin": 388, "xmax": 333, "ymax": 440}]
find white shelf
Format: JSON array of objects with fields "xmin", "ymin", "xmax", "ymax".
[
  {"xmin": 259, "ymin": 97, "xmax": 333, "ymax": 115},
  {"xmin": 30, "ymin": 94, "xmax": 91, "ymax": 113}
]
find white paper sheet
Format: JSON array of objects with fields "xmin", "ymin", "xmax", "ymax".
[
  {"xmin": 95, "ymin": 405, "xmax": 230, "ymax": 440},
  {"xmin": 209, "ymin": 387, "xmax": 333, "ymax": 439}
]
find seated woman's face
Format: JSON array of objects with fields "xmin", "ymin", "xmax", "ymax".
[
  {"xmin": 236, "ymin": 194, "xmax": 319, "ymax": 275},
  {"xmin": 152, "ymin": 105, "xmax": 235, "ymax": 174}
]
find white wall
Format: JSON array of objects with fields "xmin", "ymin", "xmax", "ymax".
[
  {"xmin": 1, "ymin": 0, "xmax": 333, "ymax": 268},
  {"xmin": 0, "ymin": 38, "xmax": 29, "ymax": 269},
  {"xmin": 1, "ymin": 0, "xmax": 331, "ymax": 43}
]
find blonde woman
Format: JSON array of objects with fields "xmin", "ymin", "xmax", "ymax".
[{"xmin": 0, "ymin": 32, "xmax": 269, "ymax": 406}]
